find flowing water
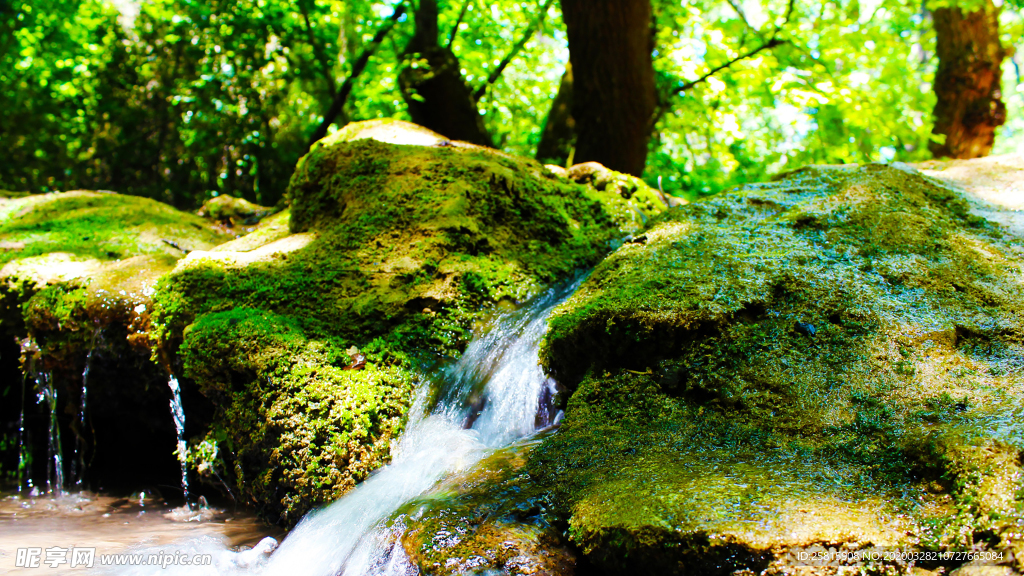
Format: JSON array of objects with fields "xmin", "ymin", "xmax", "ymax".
[
  {"xmin": 168, "ymin": 376, "xmax": 190, "ymax": 506},
  {"xmin": 17, "ymin": 368, "xmax": 29, "ymax": 493},
  {"xmin": 76, "ymin": 278, "xmax": 581, "ymax": 576},
  {"xmin": 36, "ymin": 371, "xmax": 64, "ymax": 496},
  {"xmin": 75, "ymin": 345, "xmax": 96, "ymax": 489}
]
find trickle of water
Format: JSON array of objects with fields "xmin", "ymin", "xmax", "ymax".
[
  {"xmin": 17, "ymin": 368, "xmax": 28, "ymax": 493},
  {"xmin": 75, "ymin": 344, "xmax": 95, "ymax": 488},
  {"xmin": 168, "ymin": 376, "xmax": 189, "ymax": 505},
  {"xmin": 36, "ymin": 371, "xmax": 64, "ymax": 495}
]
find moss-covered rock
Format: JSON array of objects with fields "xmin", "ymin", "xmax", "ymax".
[
  {"xmin": 152, "ymin": 119, "xmax": 666, "ymax": 524},
  {"xmin": 179, "ymin": 308, "xmax": 413, "ymax": 522},
  {"xmin": 532, "ymin": 162, "xmax": 1024, "ymax": 573},
  {"xmin": 399, "ymin": 442, "xmax": 578, "ymax": 576},
  {"xmin": 0, "ymin": 190, "xmax": 231, "ymax": 489},
  {"xmin": 5, "ymin": 191, "xmax": 230, "ymax": 373},
  {"xmin": 197, "ymin": 194, "xmax": 276, "ymax": 232}
]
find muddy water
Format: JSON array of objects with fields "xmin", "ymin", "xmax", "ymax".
[{"xmin": 0, "ymin": 492, "xmax": 281, "ymax": 574}]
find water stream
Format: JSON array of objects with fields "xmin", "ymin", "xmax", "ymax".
[
  {"xmin": 75, "ymin": 344, "xmax": 96, "ymax": 489},
  {"xmin": 37, "ymin": 371, "xmax": 64, "ymax": 496},
  {"xmin": 101, "ymin": 278, "xmax": 580, "ymax": 575},
  {"xmin": 17, "ymin": 366, "xmax": 29, "ymax": 493},
  {"xmin": 168, "ymin": 376, "xmax": 190, "ymax": 506}
]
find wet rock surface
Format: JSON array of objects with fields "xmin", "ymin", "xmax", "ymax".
[
  {"xmin": 399, "ymin": 442, "xmax": 578, "ymax": 576},
  {"xmin": 533, "ymin": 160, "xmax": 1024, "ymax": 574}
]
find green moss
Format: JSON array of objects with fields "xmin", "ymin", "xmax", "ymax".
[
  {"xmin": 0, "ymin": 190, "xmax": 227, "ymax": 267},
  {"xmin": 151, "ymin": 122, "xmax": 665, "ymax": 524},
  {"xmin": 1, "ymin": 188, "xmax": 231, "ymax": 372},
  {"xmin": 1, "ymin": 189, "xmax": 231, "ymax": 370},
  {"xmin": 532, "ymin": 163, "xmax": 1024, "ymax": 571},
  {"xmin": 397, "ymin": 443, "xmax": 576, "ymax": 576},
  {"xmin": 180, "ymin": 308, "xmax": 413, "ymax": 524}
]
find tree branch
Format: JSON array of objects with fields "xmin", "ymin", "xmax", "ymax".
[
  {"xmin": 471, "ymin": 0, "xmax": 555, "ymax": 101},
  {"xmin": 771, "ymin": 0, "xmax": 796, "ymax": 41},
  {"xmin": 305, "ymin": 2, "xmax": 408, "ymax": 153},
  {"xmin": 649, "ymin": 37, "xmax": 786, "ymax": 132},
  {"xmin": 725, "ymin": 0, "xmax": 761, "ymax": 38},
  {"xmin": 447, "ymin": 0, "xmax": 472, "ymax": 49},
  {"xmin": 297, "ymin": 0, "xmax": 337, "ymax": 95},
  {"xmin": 672, "ymin": 38, "xmax": 785, "ymax": 97}
]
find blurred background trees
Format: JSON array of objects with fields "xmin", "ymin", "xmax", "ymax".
[{"xmin": 1, "ymin": 0, "xmax": 1022, "ymax": 208}]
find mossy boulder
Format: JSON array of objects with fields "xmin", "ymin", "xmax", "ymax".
[
  {"xmin": 399, "ymin": 443, "xmax": 578, "ymax": 576},
  {"xmin": 532, "ymin": 162, "xmax": 1024, "ymax": 573},
  {"xmin": 0, "ymin": 190, "xmax": 231, "ymax": 489},
  {"xmin": 152, "ymin": 119, "xmax": 666, "ymax": 524},
  {"xmin": 4, "ymin": 190, "xmax": 230, "ymax": 373},
  {"xmin": 197, "ymin": 194, "xmax": 276, "ymax": 230}
]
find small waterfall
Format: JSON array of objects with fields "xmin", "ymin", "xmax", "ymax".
[
  {"xmin": 261, "ymin": 278, "xmax": 581, "ymax": 576},
  {"xmin": 168, "ymin": 375, "xmax": 189, "ymax": 505},
  {"xmin": 17, "ymin": 368, "xmax": 28, "ymax": 492},
  {"xmin": 36, "ymin": 371, "xmax": 64, "ymax": 495},
  {"xmin": 74, "ymin": 341, "xmax": 96, "ymax": 488}
]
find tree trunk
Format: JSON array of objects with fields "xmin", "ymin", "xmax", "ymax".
[
  {"xmin": 560, "ymin": 0, "xmax": 655, "ymax": 176},
  {"xmin": 399, "ymin": 0, "xmax": 493, "ymax": 146},
  {"xmin": 930, "ymin": 1, "xmax": 1007, "ymax": 159},
  {"xmin": 536, "ymin": 63, "xmax": 575, "ymax": 166}
]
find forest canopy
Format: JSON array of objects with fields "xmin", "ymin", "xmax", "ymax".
[{"xmin": 2, "ymin": 0, "xmax": 1022, "ymax": 208}]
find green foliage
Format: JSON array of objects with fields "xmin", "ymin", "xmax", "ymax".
[
  {"xmin": 648, "ymin": 0, "xmax": 936, "ymax": 197},
  {"xmin": 2, "ymin": 0, "xmax": 1021, "ymax": 207},
  {"xmin": 0, "ymin": 0, "xmax": 123, "ymax": 193}
]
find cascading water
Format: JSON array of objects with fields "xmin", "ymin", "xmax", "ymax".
[
  {"xmin": 105, "ymin": 277, "xmax": 581, "ymax": 576},
  {"xmin": 261, "ymin": 279, "xmax": 579, "ymax": 576},
  {"xmin": 36, "ymin": 371, "xmax": 64, "ymax": 495},
  {"xmin": 168, "ymin": 376, "xmax": 190, "ymax": 505}
]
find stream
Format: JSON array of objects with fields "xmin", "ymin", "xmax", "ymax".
[{"xmin": 2, "ymin": 279, "xmax": 579, "ymax": 575}]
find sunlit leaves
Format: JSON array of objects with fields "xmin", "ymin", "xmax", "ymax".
[{"xmin": 2, "ymin": 0, "xmax": 1020, "ymax": 207}]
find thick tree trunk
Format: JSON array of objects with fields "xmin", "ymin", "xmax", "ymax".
[
  {"xmin": 930, "ymin": 1, "xmax": 1007, "ymax": 159},
  {"xmin": 536, "ymin": 63, "xmax": 576, "ymax": 166},
  {"xmin": 560, "ymin": 0, "xmax": 655, "ymax": 176},
  {"xmin": 399, "ymin": 0, "xmax": 492, "ymax": 146}
]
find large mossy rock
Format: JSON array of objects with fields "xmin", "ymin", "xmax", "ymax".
[
  {"xmin": 0, "ymin": 190, "xmax": 231, "ymax": 489},
  {"xmin": 532, "ymin": 162, "xmax": 1024, "ymax": 573},
  {"xmin": 152, "ymin": 119, "xmax": 666, "ymax": 525}
]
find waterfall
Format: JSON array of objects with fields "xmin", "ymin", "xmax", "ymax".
[
  {"xmin": 36, "ymin": 371, "xmax": 64, "ymax": 495},
  {"xmin": 75, "ymin": 343, "xmax": 96, "ymax": 488},
  {"xmin": 168, "ymin": 375, "xmax": 190, "ymax": 505},
  {"xmin": 261, "ymin": 278, "xmax": 580, "ymax": 576},
  {"xmin": 104, "ymin": 277, "xmax": 581, "ymax": 576}
]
